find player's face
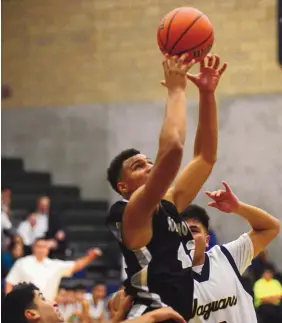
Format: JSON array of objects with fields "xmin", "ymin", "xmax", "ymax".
[
  {"xmin": 185, "ymin": 219, "xmax": 210, "ymax": 264},
  {"xmin": 118, "ymin": 154, "xmax": 154, "ymax": 196},
  {"xmin": 25, "ymin": 290, "xmax": 64, "ymax": 323}
]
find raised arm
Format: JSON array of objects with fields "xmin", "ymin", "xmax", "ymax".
[
  {"xmin": 123, "ymin": 54, "xmax": 194, "ymax": 250},
  {"xmin": 167, "ymin": 54, "xmax": 227, "ymax": 213},
  {"xmin": 206, "ymin": 181, "xmax": 281, "ymax": 257}
]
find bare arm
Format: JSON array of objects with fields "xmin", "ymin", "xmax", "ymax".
[
  {"xmin": 235, "ymin": 203, "xmax": 280, "ymax": 257},
  {"xmin": 123, "ymin": 55, "xmax": 194, "ymax": 250},
  {"xmin": 206, "ymin": 182, "xmax": 281, "ymax": 258},
  {"xmin": 167, "ymin": 55, "xmax": 227, "ymax": 213},
  {"xmin": 71, "ymin": 248, "xmax": 101, "ymax": 274},
  {"xmin": 5, "ymin": 282, "xmax": 13, "ymax": 294}
]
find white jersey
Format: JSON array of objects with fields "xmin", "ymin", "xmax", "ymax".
[{"xmin": 190, "ymin": 233, "xmax": 257, "ymax": 323}]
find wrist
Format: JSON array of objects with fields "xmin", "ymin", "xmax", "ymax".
[
  {"xmin": 199, "ymin": 89, "xmax": 215, "ymax": 96},
  {"xmin": 168, "ymin": 87, "xmax": 186, "ymax": 96},
  {"xmin": 233, "ymin": 201, "xmax": 245, "ymax": 214}
]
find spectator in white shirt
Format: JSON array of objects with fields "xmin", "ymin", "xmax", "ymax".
[
  {"xmin": 5, "ymin": 238, "xmax": 102, "ymax": 301},
  {"xmin": 36, "ymin": 196, "xmax": 67, "ymax": 259},
  {"xmin": 18, "ymin": 212, "xmax": 44, "ymax": 249},
  {"xmin": 85, "ymin": 283, "xmax": 107, "ymax": 322},
  {"xmin": 36, "ymin": 196, "xmax": 51, "ymax": 235},
  {"xmin": 1, "ymin": 187, "xmax": 17, "ymax": 250}
]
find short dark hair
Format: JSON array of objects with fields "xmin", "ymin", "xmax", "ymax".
[
  {"xmin": 33, "ymin": 237, "xmax": 46, "ymax": 245},
  {"xmin": 107, "ymin": 148, "xmax": 140, "ymax": 193},
  {"xmin": 181, "ymin": 204, "xmax": 210, "ymax": 232},
  {"xmin": 2, "ymin": 283, "xmax": 39, "ymax": 323}
]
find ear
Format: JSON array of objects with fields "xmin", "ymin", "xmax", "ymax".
[
  {"xmin": 25, "ymin": 309, "xmax": 40, "ymax": 321},
  {"xmin": 117, "ymin": 182, "xmax": 128, "ymax": 195},
  {"xmin": 205, "ymin": 235, "xmax": 210, "ymax": 249}
]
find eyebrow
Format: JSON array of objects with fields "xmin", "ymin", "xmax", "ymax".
[{"xmin": 130, "ymin": 158, "xmax": 153, "ymax": 169}]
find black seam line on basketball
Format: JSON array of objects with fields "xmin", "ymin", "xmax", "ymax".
[
  {"xmin": 169, "ymin": 13, "xmax": 205, "ymax": 53},
  {"xmin": 164, "ymin": 9, "xmax": 181, "ymax": 49},
  {"xmin": 173, "ymin": 31, "xmax": 213, "ymax": 56},
  {"xmin": 158, "ymin": 28, "xmax": 165, "ymax": 49}
]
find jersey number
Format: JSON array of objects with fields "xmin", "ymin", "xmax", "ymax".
[{"xmin": 177, "ymin": 241, "xmax": 194, "ymax": 269}]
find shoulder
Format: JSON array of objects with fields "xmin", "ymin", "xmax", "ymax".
[
  {"xmin": 160, "ymin": 199, "xmax": 179, "ymax": 216},
  {"xmin": 13, "ymin": 256, "xmax": 28, "ymax": 267},
  {"xmin": 107, "ymin": 200, "xmax": 128, "ymax": 223}
]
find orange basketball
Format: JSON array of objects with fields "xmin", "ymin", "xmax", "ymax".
[{"xmin": 157, "ymin": 7, "xmax": 214, "ymax": 63}]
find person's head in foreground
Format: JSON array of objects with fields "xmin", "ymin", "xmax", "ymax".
[
  {"xmin": 2, "ymin": 282, "xmax": 64, "ymax": 323},
  {"xmin": 107, "ymin": 149, "xmax": 153, "ymax": 199},
  {"xmin": 181, "ymin": 204, "xmax": 210, "ymax": 264}
]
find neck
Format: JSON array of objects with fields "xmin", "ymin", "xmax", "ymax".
[
  {"xmin": 35, "ymin": 256, "xmax": 45, "ymax": 262},
  {"xmin": 92, "ymin": 296, "xmax": 99, "ymax": 304}
]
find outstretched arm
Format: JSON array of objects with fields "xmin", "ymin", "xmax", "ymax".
[
  {"xmin": 71, "ymin": 248, "xmax": 102, "ymax": 274},
  {"xmin": 166, "ymin": 54, "xmax": 227, "ymax": 213},
  {"xmin": 206, "ymin": 181, "xmax": 281, "ymax": 257},
  {"xmin": 123, "ymin": 55, "xmax": 195, "ymax": 250}
]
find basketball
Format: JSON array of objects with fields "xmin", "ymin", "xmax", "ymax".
[{"xmin": 157, "ymin": 7, "xmax": 214, "ymax": 63}]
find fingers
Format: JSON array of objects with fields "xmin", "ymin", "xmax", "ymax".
[
  {"xmin": 204, "ymin": 191, "xmax": 212, "ymax": 197},
  {"xmin": 208, "ymin": 201, "xmax": 218, "ymax": 208},
  {"xmin": 218, "ymin": 62, "xmax": 228, "ymax": 75},
  {"xmin": 213, "ymin": 55, "xmax": 220, "ymax": 70},
  {"xmin": 222, "ymin": 181, "xmax": 232, "ymax": 193},
  {"xmin": 184, "ymin": 58, "xmax": 195, "ymax": 72},
  {"xmin": 176, "ymin": 53, "xmax": 187, "ymax": 69},
  {"xmin": 162, "ymin": 55, "xmax": 170, "ymax": 75},
  {"xmin": 205, "ymin": 190, "xmax": 225, "ymax": 199},
  {"xmin": 170, "ymin": 311, "xmax": 186, "ymax": 323},
  {"xmin": 186, "ymin": 73, "xmax": 196, "ymax": 84},
  {"xmin": 207, "ymin": 53, "xmax": 214, "ymax": 67},
  {"xmin": 200, "ymin": 58, "xmax": 205, "ymax": 69}
]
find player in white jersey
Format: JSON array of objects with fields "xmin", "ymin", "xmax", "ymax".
[{"xmin": 182, "ymin": 181, "xmax": 280, "ymax": 323}]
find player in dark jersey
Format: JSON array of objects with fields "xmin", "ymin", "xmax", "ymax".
[{"xmin": 106, "ymin": 54, "xmax": 227, "ymax": 321}]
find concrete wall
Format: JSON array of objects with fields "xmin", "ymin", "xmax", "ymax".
[
  {"xmin": 2, "ymin": 0, "xmax": 281, "ymax": 107},
  {"xmin": 2, "ymin": 94, "xmax": 282, "ymax": 266}
]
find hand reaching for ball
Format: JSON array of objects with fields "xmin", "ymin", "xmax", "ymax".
[
  {"xmin": 186, "ymin": 54, "xmax": 228, "ymax": 93},
  {"xmin": 161, "ymin": 53, "xmax": 195, "ymax": 91}
]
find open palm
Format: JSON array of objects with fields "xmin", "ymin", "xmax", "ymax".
[{"xmin": 187, "ymin": 54, "xmax": 227, "ymax": 92}]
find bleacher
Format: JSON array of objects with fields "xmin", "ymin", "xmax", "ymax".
[{"xmin": 2, "ymin": 157, "xmax": 121, "ymax": 290}]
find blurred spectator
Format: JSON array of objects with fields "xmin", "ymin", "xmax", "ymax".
[
  {"xmin": 36, "ymin": 196, "xmax": 67, "ymax": 259},
  {"xmin": 85, "ymin": 283, "xmax": 107, "ymax": 322},
  {"xmin": 1, "ymin": 240, "xmax": 24, "ymax": 278},
  {"xmin": 17, "ymin": 211, "xmax": 45, "ymax": 253},
  {"xmin": 56, "ymin": 285, "xmax": 88, "ymax": 323},
  {"xmin": 250, "ymin": 250, "xmax": 276, "ymax": 282},
  {"xmin": 254, "ymin": 267, "xmax": 282, "ymax": 323},
  {"xmin": 5, "ymin": 238, "xmax": 102, "ymax": 301},
  {"xmin": 1, "ymin": 187, "xmax": 17, "ymax": 250},
  {"xmin": 1, "ymin": 186, "xmax": 12, "ymax": 214}
]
